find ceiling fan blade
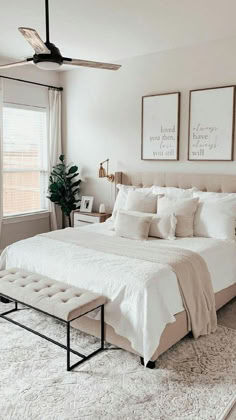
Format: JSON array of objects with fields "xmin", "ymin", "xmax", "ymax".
[
  {"xmin": 0, "ymin": 58, "xmax": 33, "ymax": 69},
  {"xmin": 18, "ymin": 27, "xmax": 50, "ymax": 55},
  {"xmin": 63, "ymin": 57, "xmax": 121, "ymax": 71}
]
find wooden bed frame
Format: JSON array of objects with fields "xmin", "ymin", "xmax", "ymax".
[{"xmin": 71, "ymin": 171, "xmax": 236, "ymax": 368}]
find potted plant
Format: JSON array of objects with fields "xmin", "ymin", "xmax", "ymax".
[{"xmin": 48, "ymin": 155, "xmax": 81, "ymax": 227}]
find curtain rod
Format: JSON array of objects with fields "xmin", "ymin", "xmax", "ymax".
[{"xmin": 0, "ymin": 75, "xmax": 63, "ymax": 91}]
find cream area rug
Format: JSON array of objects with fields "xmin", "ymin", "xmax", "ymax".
[{"xmin": 0, "ymin": 302, "xmax": 236, "ymax": 420}]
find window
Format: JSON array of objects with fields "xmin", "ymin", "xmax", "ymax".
[{"xmin": 3, "ymin": 104, "xmax": 48, "ymax": 217}]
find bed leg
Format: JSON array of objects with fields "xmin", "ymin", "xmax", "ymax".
[{"xmin": 140, "ymin": 357, "xmax": 156, "ymax": 369}]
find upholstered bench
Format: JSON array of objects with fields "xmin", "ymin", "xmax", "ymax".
[{"xmin": 0, "ymin": 268, "xmax": 106, "ymax": 371}]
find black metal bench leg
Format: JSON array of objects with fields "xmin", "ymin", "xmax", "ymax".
[
  {"xmin": 140, "ymin": 357, "xmax": 156, "ymax": 369},
  {"xmin": 101, "ymin": 304, "xmax": 104, "ymax": 349},
  {"xmin": 1, "ymin": 296, "xmax": 105, "ymax": 372},
  {"xmin": 0, "ymin": 296, "xmax": 18, "ymax": 317},
  {"xmin": 0, "ymin": 297, "xmax": 11, "ymax": 304},
  {"xmin": 67, "ymin": 322, "xmax": 71, "ymax": 372},
  {"xmin": 66, "ymin": 304, "xmax": 105, "ymax": 372}
]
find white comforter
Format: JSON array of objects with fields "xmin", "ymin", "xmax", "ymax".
[{"xmin": 1, "ymin": 222, "xmax": 236, "ymax": 364}]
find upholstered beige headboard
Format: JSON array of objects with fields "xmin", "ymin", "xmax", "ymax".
[{"xmin": 114, "ymin": 172, "xmax": 236, "ymax": 193}]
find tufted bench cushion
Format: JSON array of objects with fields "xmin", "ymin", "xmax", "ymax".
[{"xmin": 0, "ymin": 268, "xmax": 106, "ymax": 321}]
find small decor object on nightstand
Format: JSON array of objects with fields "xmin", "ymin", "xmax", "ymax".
[
  {"xmin": 99, "ymin": 204, "xmax": 106, "ymax": 214},
  {"xmin": 80, "ymin": 196, "xmax": 94, "ymax": 213}
]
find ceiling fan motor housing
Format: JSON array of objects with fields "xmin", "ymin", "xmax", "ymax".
[{"xmin": 33, "ymin": 42, "xmax": 63, "ymax": 66}]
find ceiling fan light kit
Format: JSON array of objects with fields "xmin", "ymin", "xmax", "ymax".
[
  {"xmin": 0, "ymin": 0, "xmax": 121, "ymax": 72},
  {"xmin": 33, "ymin": 42, "xmax": 63, "ymax": 70},
  {"xmin": 36, "ymin": 61, "xmax": 61, "ymax": 70}
]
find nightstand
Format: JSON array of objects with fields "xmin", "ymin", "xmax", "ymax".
[{"xmin": 73, "ymin": 211, "xmax": 111, "ymax": 227}]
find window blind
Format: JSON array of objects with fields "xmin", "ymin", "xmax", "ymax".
[{"xmin": 3, "ymin": 103, "xmax": 48, "ymax": 216}]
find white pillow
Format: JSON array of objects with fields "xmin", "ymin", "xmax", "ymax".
[
  {"xmin": 114, "ymin": 210, "xmax": 152, "ymax": 240},
  {"xmin": 111, "ymin": 184, "xmax": 152, "ymax": 221},
  {"xmin": 157, "ymin": 196, "xmax": 199, "ymax": 237},
  {"xmin": 193, "ymin": 194, "xmax": 236, "ymax": 240},
  {"xmin": 121, "ymin": 210, "xmax": 177, "ymax": 239},
  {"xmin": 152, "ymin": 186, "xmax": 196, "ymax": 198},
  {"xmin": 193, "ymin": 191, "xmax": 236, "ymax": 200},
  {"xmin": 125, "ymin": 190, "xmax": 159, "ymax": 213},
  {"xmin": 112, "ymin": 185, "xmax": 136, "ymax": 217}
]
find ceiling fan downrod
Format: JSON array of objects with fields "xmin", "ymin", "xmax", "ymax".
[{"xmin": 45, "ymin": 0, "xmax": 50, "ymax": 44}]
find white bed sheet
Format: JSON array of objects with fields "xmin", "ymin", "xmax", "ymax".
[{"xmin": 1, "ymin": 222, "xmax": 236, "ymax": 364}]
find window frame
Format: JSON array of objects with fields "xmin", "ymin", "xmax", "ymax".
[{"xmin": 2, "ymin": 102, "xmax": 49, "ymax": 219}]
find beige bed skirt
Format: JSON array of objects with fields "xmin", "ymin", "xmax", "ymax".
[{"xmin": 71, "ymin": 282, "xmax": 236, "ymax": 362}]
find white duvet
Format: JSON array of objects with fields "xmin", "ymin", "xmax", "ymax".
[{"xmin": 1, "ymin": 222, "xmax": 236, "ymax": 364}]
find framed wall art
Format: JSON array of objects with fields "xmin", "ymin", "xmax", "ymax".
[
  {"xmin": 141, "ymin": 92, "xmax": 180, "ymax": 161},
  {"xmin": 188, "ymin": 86, "xmax": 235, "ymax": 161}
]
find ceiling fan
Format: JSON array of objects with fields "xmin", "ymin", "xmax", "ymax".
[{"xmin": 0, "ymin": 0, "xmax": 121, "ymax": 71}]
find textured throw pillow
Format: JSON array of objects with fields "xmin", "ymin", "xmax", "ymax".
[
  {"xmin": 125, "ymin": 190, "xmax": 159, "ymax": 213},
  {"xmin": 157, "ymin": 196, "xmax": 199, "ymax": 237},
  {"xmin": 193, "ymin": 194, "xmax": 236, "ymax": 240},
  {"xmin": 151, "ymin": 186, "xmax": 196, "ymax": 198},
  {"xmin": 114, "ymin": 210, "xmax": 152, "ymax": 240}
]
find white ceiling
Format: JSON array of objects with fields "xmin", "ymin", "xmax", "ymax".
[{"xmin": 1, "ymin": 0, "xmax": 236, "ymax": 64}]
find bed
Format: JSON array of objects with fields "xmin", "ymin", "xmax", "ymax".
[{"xmin": 1, "ymin": 171, "xmax": 236, "ymax": 367}]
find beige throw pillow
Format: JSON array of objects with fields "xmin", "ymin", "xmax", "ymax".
[
  {"xmin": 123, "ymin": 210, "xmax": 177, "ymax": 239},
  {"xmin": 125, "ymin": 190, "xmax": 159, "ymax": 213},
  {"xmin": 114, "ymin": 210, "xmax": 152, "ymax": 240},
  {"xmin": 149, "ymin": 214, "xmax": 177, "ymax": 240},
  {"xmin": 157, "ymin": 196, "xmax": 199, "ymax": 237}
]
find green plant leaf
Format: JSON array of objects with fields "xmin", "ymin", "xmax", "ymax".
[
  {"xmin": 67, "ymin": 173, "xmax": 79, "ymax": 181},
  {"xmin": 70, "ymin": 180, "xmax": 81, "ymax": 189},
  {"xmin": 67, "ymin": 165, "xmax": 78, "ymax": 175}
]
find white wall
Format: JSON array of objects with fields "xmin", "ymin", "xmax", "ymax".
[
  {"xmin": 60, "ymin": 37, "xmax": 236, "ymax": 212},
  {"xmin": 0, "ymin": 61, "xmax": 61, "ymax": 249}
]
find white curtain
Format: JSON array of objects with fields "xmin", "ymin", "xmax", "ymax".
[
  {"xmin": 48, "ymin": 88, "xmax": 62, "ymax": 230},
  {"xmin": 0, "ymin": 79, "xmax": 3, "ymax": 239}
]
